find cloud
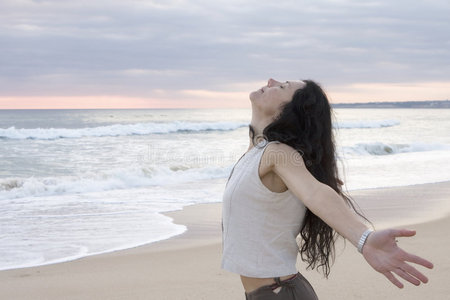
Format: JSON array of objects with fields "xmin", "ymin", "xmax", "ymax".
[{"xmin": 0, "ymin": 0, "xmax": 449, "ymax": 106}]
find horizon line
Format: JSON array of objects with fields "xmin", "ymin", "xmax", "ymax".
[{"xmin": 1, "ymin": 99, "xmax": 449, "ymax": 110}]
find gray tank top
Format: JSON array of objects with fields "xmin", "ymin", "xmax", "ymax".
[{"xmin": 221, "ymin": 140, "xmax": 307, "ymax": 277}]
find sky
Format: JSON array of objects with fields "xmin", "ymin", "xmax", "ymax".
[{"xmin": 0, "ymin": 0, "xmax": 449, "ymax": 109}]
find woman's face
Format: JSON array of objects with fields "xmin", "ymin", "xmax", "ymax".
[{"xmin": 250, "ymin": 78, "xmax": 305, "ymax": 118}]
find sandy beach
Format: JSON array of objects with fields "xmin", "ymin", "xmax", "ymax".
[{"xmin": 0, "ymin": 181, "xmax": 449, "ymax": 300}]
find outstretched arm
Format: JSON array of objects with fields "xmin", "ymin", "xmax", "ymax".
[{"xmin": 268, "ymin": 143, "xmax": 433, "ymax": 288}]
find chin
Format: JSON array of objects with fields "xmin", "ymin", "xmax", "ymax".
[{"xmin": 249, "ymin": 90, "xmax": 259, "ymax": 101}]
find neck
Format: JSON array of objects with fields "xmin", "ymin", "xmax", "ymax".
[{"xmin": 248, "ymin": 111, "xmax": 273, "ymax": 150}]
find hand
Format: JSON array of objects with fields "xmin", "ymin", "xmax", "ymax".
[{"xmin": 362, "ymin": 229, "xmax": 434, "ymax": 288}]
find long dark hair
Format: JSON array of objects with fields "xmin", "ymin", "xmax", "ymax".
[{"xmin": 249, "ymin": 80, "xmax": 367, "ymax": 277}]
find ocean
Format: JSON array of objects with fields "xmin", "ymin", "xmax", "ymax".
[{"xmin": 1, "ymin": 108, "xmax": 450, "ymax": 271}]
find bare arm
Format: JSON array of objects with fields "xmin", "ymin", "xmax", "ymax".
[
  {"xmin": 268, "ymin": 143, "xmax": 433, "ymax": 288},
  {"xmin": 269, "ymin": 143, "xmax": 367, "ymax": 245}
]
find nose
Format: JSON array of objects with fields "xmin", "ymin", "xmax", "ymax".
[{"xmin": 267, "ymin": 78, "xmax": 280, "ymax": 87}]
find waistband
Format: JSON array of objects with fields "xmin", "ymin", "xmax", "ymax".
[
  {"xmin": 270, "ymin": 273, "xmax": 299, "ymax": 290},
  {"xmin": 245, "ymin": 273, "xmax": 301, "ymax": 297}
]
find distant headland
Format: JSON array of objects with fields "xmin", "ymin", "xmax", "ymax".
[{"xmin": 332, "ymin": 100, "xmax": 450, "ymax": 108}]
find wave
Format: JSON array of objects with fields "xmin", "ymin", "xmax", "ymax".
[
  {"xmin": 335, "ymin": 119, "xmax": 400, "ymax": 129},
  {"xmin": 341, "ymin": 142, "xmax": 450, "ymax": 156},
  {"xmin": 0, "ymin": 121, "xmax": 248, "ymax": 140},
  {"xmin": 0, "ymin": 119, "xmax": 399, "ymax": 140},
  {"xmin": 0, "ymin": 164, "xmax": 231, "ymax": 200}
]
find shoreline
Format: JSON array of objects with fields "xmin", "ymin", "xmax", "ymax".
[
  {"xmin": 0, "ymin": 181, "xmax": 449, "ymax": 299},
  {"xmin": 3, "ymin": 180, "xmax": 449, "ymax": 272}
]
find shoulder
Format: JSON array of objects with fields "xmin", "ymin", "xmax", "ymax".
[
  {"xmin": 265, "ymin": 141, "xmax": 294, "ymax": 152},
  {"xmin": 264, "ymin": 142, "xmax": 306, "ymax": 168},
  {"xmin": 265, "ymin": 142, "xmax": 302, "ymax": 157}
]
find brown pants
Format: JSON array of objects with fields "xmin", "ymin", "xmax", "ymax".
[{"xmin": 245, "ymin": 273, "xmax": 318, "ymax": 300}]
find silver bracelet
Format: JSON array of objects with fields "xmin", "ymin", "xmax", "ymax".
[{"xmin": 357, "ymin": 229, "xmax": 373, "ymax": 254}]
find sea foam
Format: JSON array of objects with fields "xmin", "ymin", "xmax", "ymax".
[
  {"xmin": 0, "ymin": 121, "xmax": 248, "ymax": 140},
  {"xmin": 341, "ymin": 142, "xmax": 450, "ymax": 156},
  {"xmin": 0, "ymin": 119, "xmax": 400, "ymax": 140},
  {"xmin": 0, "ymin": 165, "xmax": 232, "ymax": 200},
  {"xmin": 335, "ymin": 119, "xmax": 400, "ymax": 129}
]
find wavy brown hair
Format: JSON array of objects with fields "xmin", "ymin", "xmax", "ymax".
[{"xmin": 249, "ymin": 80, "xmax": 368, "ymax": 277}]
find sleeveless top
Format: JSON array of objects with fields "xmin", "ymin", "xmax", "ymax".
[{"xmin": 221, "ymin": 140, "xmax": 307, "ymax": 278}]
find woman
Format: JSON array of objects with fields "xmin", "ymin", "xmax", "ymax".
[{"xmin": 221, "ymin": 78, "xmax": 433, "ymax": 299}]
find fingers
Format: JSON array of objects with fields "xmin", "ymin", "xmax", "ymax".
[
  {"xmin": 383, "ymin": 271, "xmax": 404, "ymax": 289},
  {"xmin": 401, "ymin": 263, "xmax": 429, "ymax": 284},
  {"xmin": 405, "ymin": 253, "xmax": 434, "ymax": 269},
  {"xmin": 392, "ymin": 267, "xmax": 421, "ymax": 286},
  {"xmin": 383, "ymin": 262, "xmax": 431, "ymax": 288},
  {"xmin": 390, "ymin": 228, "xmax": 416, "ymax": 238}
]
